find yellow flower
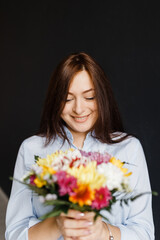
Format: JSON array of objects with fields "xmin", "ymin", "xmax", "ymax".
[
  {"xmin": 110, "ymin": 157, "xmax": 132, "ymax": 177},
  {"xmin": 67, "ymin": 161, "xmax": 106, "ymax": 190},
  {"xmin": 33, "ymin": 149, "xmax": 76, "ymax": 188},
  {"xmin": 37, "ymin": 153, "xmax": 59, "ymax": 167},
  {"xmin": 37, "ymin": 148, "xmax": 74, "ymax": 167},
  {"xmin": 69, "ymin": 184, "xmax": 95, "ymax": 206},
  {"xmin": 34, "ymin": 177, "xmax": 46, "ymax": 188},
  {"xmin": 34, "ymin": 166, "xmax": 56, "ymax": 188},
  {"xmin": 40, "ymin": 165, "xmax": 56, "ymax": 177}
]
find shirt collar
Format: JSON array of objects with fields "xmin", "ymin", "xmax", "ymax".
[
  {"xmin": 63, "ymin": 126, "xmax": 73, "ymax": 142},
  {"xmin": 63, "ymin": 125, "xmax": 95, "ymax": 144}
]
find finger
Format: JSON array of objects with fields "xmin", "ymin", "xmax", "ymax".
[
  {"xmin": 82, "ymin": 211, "xmax": 95, "ymax": 219},
  {"xmin": 89, "ymin": 216, "xmax": 103, "ymax": 231},
  {"xmin": 61, "ymin": 210, "xmax": 85, "ymax": 219},
  {"xmin": 79, "ymin": 212, "xmax": 96, "ymax": 222},
  {"xmin": 75, "ymin": 216, "xmax": 103, "ymax": 236},
  {"xmin": 63, "ymin": 218, "xmax": 93, "ymax": 229},
  {"xmin": 65, "ymin": 227, "xmax": 92, "ymax": 237}
]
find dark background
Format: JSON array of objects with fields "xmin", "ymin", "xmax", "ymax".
[{"xmin": 1, "ymin": 0, "xmax": 160, "ymax": 238}]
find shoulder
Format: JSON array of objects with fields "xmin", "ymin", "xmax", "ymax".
[
  {"xmin": 120, "ymin": 135, "xmax": 141, "ymax": 149},
  {"xmin": 21, "ymin": 135, "xmax": 46, "ymax": 150},
  {"xmin": 111, "ymin": 132, "xmax": 141, "ymax": 148},
  {"xmin": 19, "ymin": 135, "xmax": 61, "ymax": 159},
  {"xmin": 91, "ymin": 132, "xmax": 142, "ymax": 157},
  {"xmin": 18, "ymin": 136, "xmax": 48, "ymax": 165},
  {"xmin": 107, "ymin": 133, "xmax": 144, "ymax": 162}
]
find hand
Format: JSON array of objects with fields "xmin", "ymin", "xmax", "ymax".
[{"xmin": 56, "ymin": 209, "xmax": 107, "ymax": 240}]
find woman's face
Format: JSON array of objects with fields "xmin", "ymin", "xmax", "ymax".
[{"xmin": 61, "ymin": 70, "xmax": 98, "ymax": 140}]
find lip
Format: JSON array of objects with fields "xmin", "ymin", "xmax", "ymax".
[{"xmin": 72, "ymin": 114, "xmax": 90, "ymax": 123}]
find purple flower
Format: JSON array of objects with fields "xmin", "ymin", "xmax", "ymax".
[{"xmin": 80, "ymin": 150, "xmax": 111, "ymax": 165}]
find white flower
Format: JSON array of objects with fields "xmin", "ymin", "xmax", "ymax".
[
  {"xmin": 32, "ymin": 164, "xmax": 43, "ymax": 174},
  {"xmin": 68, "ymin": 149, "xmax": 81, "ymax": 159},
  {"xmin": 61, "ymin": 165, "xmax": 69, "ymax": 171},
  {"xmin": 45, "ymin": 194, "xmax": 57, "ymax": 201},
  {"xmin": 97, "ymin": 163, "xmax": 123, "ymax": 191},
  {"xmin": 43, "ymin": 174, "xmax": 50, "ymax": 180}
]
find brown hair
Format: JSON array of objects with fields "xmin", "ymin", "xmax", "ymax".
[{"xmin": 38, "ymin": 52, "xmax": 131, "ymax": 144}]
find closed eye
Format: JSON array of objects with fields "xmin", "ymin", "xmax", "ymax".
[
  {"xmin": 85, "ymin": 97, "xmax": 96, "ymax": 100},
  {"xmin": 65, "ymin": 96, "xmax": 96, "ymax": 102}
]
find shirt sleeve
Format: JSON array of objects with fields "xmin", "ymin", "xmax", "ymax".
[
  {"xmin": 103, "ymin": 139, "xmax": 155, "ymax": 240},
  {"xmin": 5, "ymin": 141, "xmax": 41, "ymax": 240}
]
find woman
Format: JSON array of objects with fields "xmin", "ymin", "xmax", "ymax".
[{"xmin": 5, "ymin": 52, "xmax": 154, "ymax": 240}]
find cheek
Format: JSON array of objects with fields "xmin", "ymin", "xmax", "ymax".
[
  {"xmin": 92, "ymin": 103, "xmax": 98, "ymax": 120},
  {"xmin": 91, "ymin": 101, "xmax": 98, "ymax": 111},
  {"xmin": 61, "ymin": 105, "xmax": 70, "ymax": 118}
]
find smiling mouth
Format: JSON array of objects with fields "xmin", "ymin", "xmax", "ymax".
[{"xmin": 72, "ymin": 114, "xmax": 90, "ymax": 122}]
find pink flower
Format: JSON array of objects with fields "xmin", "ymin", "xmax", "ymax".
[
  {"xmin": 80, "ymin": 150, "xmax": 111, "ymax": 165},
  {"xmin": 91, "ymin": 187, "xmax": 112, "ymax": 210},
  {"xmin": 56, "ymin": 171, "xmax": 77, "ymax": 196},
  {"xmin": 30, "ymin": 175, "xmax": 36, "ymax": 185}
]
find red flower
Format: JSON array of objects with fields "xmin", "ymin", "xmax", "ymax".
[
  {"xmin": 56, "ymin": 171, "xmax": 77, "ymax": 196},
  {"xmin": 91, "ymin": 187, "xmax": 112, "ymax": 210},
  {"xmin": 30, "ymin": 175, "xmax": 36, "ymax": 185}
]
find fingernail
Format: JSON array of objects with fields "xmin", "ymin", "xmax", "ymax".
[
  {"xmin": 85, "ymin": 221, "xmax": 93, "ymax": 226},
  {"xmin": 79, "ymin": 212, "xmax": 85, "ymax": 216},
  {"xmin": 76, "ymin": 212, "xmax": 85, "ymax": 219}
]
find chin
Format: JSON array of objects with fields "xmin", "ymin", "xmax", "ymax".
[{"xmin": 74, "ymin": 125, "xmax": 93, "ymax": 133}]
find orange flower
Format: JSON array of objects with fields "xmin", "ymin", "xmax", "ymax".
[{"xmin": 69, "ymin": 184, "xmax": 95, "ymax": 206}]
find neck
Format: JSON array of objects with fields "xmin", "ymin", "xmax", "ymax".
[
  {"xmin": 72, "ymin": 132, "xmax": 87, "ymax": 149},
  {"xmin": 73, "ymin": 139, "xmax": 84, "ymax": 149}
]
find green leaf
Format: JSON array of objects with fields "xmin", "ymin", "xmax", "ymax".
[
  {"xmin": 94, "ymin": 213, "xmax": 99, "ymax": 221},
  {"xmin": 94, "ymin": 212, "xmax": 109, "ymax": 222},
  {"xmin": 45, "ymin": 200, "xmax": 71, "ymax": 206},
  {"xmin": 130, "ymin": 192, "xmax": 152, "ymax": 201},
  {"xmin": 152, "ymin": 191, "xmax": 158, "ymax": 196},
  {"xmin": 10, "ymin": 177, "xmax": 47, "ymax": 195},
  {"xmin": 39, "ymin": 205, "xmax": 70, "ymax": 220},
  {"xmin": 118, "ymin": 191, "xmax": 157, "ymax": 205},
  {"xmin": 34, "ymin": 155, "xmax": 40, "ymax": 162},
  {"xmin": 39, "ymin": 210, "xmax": 62, "ymax": 219},
  {"xmin": 69, "ymin": 204, "xmax": 92, "ymax": 212}
]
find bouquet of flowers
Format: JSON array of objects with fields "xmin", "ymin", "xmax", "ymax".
[{"xmin": 15, "ymin": 149, "xmax": 139, "ymax": 220}]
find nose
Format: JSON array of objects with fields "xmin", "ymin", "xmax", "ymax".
[{"xmin": 72, "ymin": 98, "xmax": 85, "ymax": 115}]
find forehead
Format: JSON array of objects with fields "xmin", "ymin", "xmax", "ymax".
[{"xmin": 68, "ymin": 70, "xmax": 94, "ymax": 93}]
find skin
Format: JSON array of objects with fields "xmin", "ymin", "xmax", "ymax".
[
  {"xmin": 28, "ymin": 70, "xmax": 121, "ymax": 240},
  {"xmin": 61, "ymin": 70, "xmax": 98, "ymax": 149},
  {"xmin": 29, "ymin": 209, "xmax": 121, "ymax": 240},
  {"xmin": 56, "ymin": 210, "xmax": 107, "ymax": 240}
]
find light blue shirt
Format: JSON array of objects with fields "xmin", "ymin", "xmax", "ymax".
[{"xmin": 5, "ymin": 128, "xmax": 154, "ymax": 239}]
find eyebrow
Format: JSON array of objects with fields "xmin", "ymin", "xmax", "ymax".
[{"xmin": 68, "ymin": 88, "xmax": 95, "ymax": 95}]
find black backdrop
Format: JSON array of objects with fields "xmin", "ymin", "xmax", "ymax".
[{"xmin": 1, "ymin": 1, "xmax": 160, "ymax": 239}]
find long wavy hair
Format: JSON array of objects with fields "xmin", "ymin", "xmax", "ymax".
[{"xmin": 38, "ymin": 52, "xmax": 131, "ymax": 145}]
